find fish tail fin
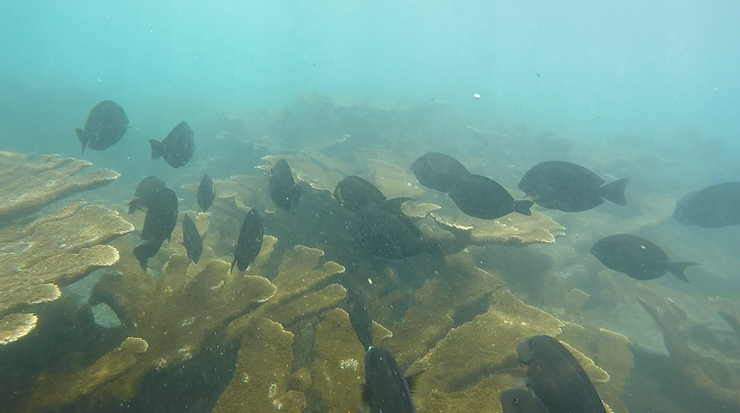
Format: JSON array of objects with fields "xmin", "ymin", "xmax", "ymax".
[
  {"xmin": 598, "ymin": 178, "xmax": 629, "ymax": 206},
  {"xmin": 75, "ymin": 128, "xmax": 89, "ymax": 153},
  {"xmin": 512, "ymin": 199, "xmax": 534, "ymax": 216},
  {"xmin": 149, "ymin": 139, "xmax": 164, "ymax": 160},
  {"xmin": 666, "ymin": 261, "xmax": 699, "ymax": 283},
  {"xmin": 133, "ymin": 243, "xmax": 150, "ymax": 271},
  {"xmin": 127, "ymin": 199, "xmax": 140, "ymax": 214}
]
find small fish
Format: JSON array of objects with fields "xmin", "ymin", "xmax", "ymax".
[
  {"xmin": 128, "ymin": 176, "xmax": 165, "ymax": 214},
  {"xmin": 500, "ymin": 389, "xmax": 550, "ymax": 413},
  {"xmin": 140, "ymin": 187, "xmax": 179, "ymax": 244},
  {"xmin": 346, "ymin": 281, "xmax": 373, "ymax": 352},
  {"xmin": 269, "ymin": 159, "xmax": 300, "ymax": 211},
  {"xmin": 150, "ymin": 121, "xmax": 194, "ymax": 168},
  {"xmin": 334, "ymin": 176, "xmax": 387, "ymax": 212},
  {"xmin": 449, "ymin": 174, "xmax": 533, "ymax": 220},
  {"xmin": 518, "ymin": 161, "xmax": 628, "ymax": 212},
  {"xmin": 350, "ymin": 201, "xmax": 441, "ymax": 260},
  {"xmin": 673, "ymin": 182, "xmax": 740, "ymax": 228},
  {"xmin": 133, "ymin": 238, "xmax": 165, "ymax": 271},
  {"xmin": 75, "ymin": 100, "xmax": 129, "ymax": 153},
  {"xmin": 410, "ymin": 152, "xmax": 470, "ymax": 193},
  {"xmin": 517, "ymin": 335, "xmax": 606, "ymax": 413},
  {"xmin": 197, "ymin": 174, "xmax": 215, "ymax": 212},
  {"xmin": 231, "ymin": 208, "xmax": 263, "ymax": 273},
  {"xmin": 590, "ymin": 234, "xmax": 698, "ymax": 283},
  {"xmin": 182, "ymin": 214, "xmax": 203, "ymax": 264},
  {"xmin": 362, "ymin": 347, "xmax": 419, "ymax": 413}
]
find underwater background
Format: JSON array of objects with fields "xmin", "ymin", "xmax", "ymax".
[{"xmin": 2, "ymin": 1, "xmax": 740, "ymax": 413}]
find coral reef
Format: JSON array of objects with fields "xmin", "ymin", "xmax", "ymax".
[
  {"xmin": 0, "ymin": 151, "xmax": 119, "ymax": 222},
  {"xmin": 0, "ymin": 201, "xmax": 132, "ymax": 344}
]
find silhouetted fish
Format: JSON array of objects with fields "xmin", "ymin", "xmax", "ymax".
[
  {"xmin": 449, "ymin": 174, "xmax": 533, "ymax": 220},
  {"xmin": 133, "ymin": 238, "xmax": 164, "ymax": 272},
  {"xmin": 517, "ymin": 335, "xmax": 606, "ymax": 413},
  {"xmin": 140, "ymin": 187, "xmax": 179, "ymax": 244},
  {"xmin": 673, "ymin": 182, "xmax": 740, "ymax": 228},
  {"xmin": 231, "ymin": 208, "xmax": 263, "ymax": 273},
  {"xmin": 334, "ymin": 176, "xmax": 387, "ymax": 212},
  {"xmin": 350, "ymin": 201, "xmax": 441, "ymax": 260},
  {"xmin": 128, "ymin": 176, "xmax": 165, "ymax": 214},
  {"xmin": 182, "ymin": 214, "xmax": 203, "ymax": 264},
  {"xmin": 347, "ymin": 281, "xmax": 373, "ymax": 352},
  {"xmin": 362, "ymin": 347, "xmax": 418, "ymax": 413},
  {"xmin": 75, "ymin": 100, "xmax": 129, "ymax": 152},
  {"xmin": 410, "ymin": 152, "xmax": 470, "ymax": 193},
  {"xmin": 590, "ymin": 234, "xmax": 698, "ymax": 283},
  {"xmin": 518, "ymin": 161, "xmax": 628, "ymax": 212},
  {"xmin": 269, "ymin": 159, "xmax": 300, "ymax": 211},
  {"xmin": 150, "ymin": 121, "xmax": 194, "ymax": 168},
  {"xmin": 197, "ymin": 174, "xmax": 215, "ymax": 212},
  {"xmin": 500, "ymin": 389, "xmax": 550, "ymax": 413}
]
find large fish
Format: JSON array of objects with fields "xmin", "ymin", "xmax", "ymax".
[
  {"xmin": 231, "ymin": 208, "xmax": 263, "ymax": 273},
  {"xmin": 518, "ymin": 161, "xmax": 628, "ymax": 212},
  {"xmin": 269, "ymin": 159, "xmax": 300, "ymax": 211},
  {"xmin": 134, "ymin": 187, "xmax": 178, "ymax": 270},
  {"xmin": 128, "ymin": 176, "xmax": 165, "ymax": 214},
  {"xmin": 673, "ymin": 182, "xmax": 740, "ymax": 228},
  {"xmin": 182, "ymin": 214, "xmax": 203, "ymax": 264},
  {"xmin": 449, "ymin": 174, "xmax": 533, "ymax": 220},
  {"xmin": 75, "ymin": 100, "xmax": 129, "ymax": 152},
  {"xmin": 590, "ymin": 234, "xmax": 698, "ymax": 283},
  {"xmin": 346, "ymin": 281, "xmax": 373, "ymax": 352},
  {"xmin": 517, "ymin": 335, "xmax": 606, "ymax": 413},
  {"xmin": 362, "ymin": 347, "xmax": 418, "ymax": 413},
  {"xmin": 334, "ymin": 176, "xmax": 387, "ymax": 212},
  {"xmin": 410, "ymin": 152, "xmax": 470, "ymax": 193},
  {"xmin": 197, "ymin": 174, "xmax": 215, "ymax": 212},
  {"xmin": 500, "ymin": 389, "xmax": 550, "ymax": 413},
  {"xmin": 150, "ymin": 121, "xmax": 194, "ymax": 168}
]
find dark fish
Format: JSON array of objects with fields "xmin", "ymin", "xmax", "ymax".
[
  {"xmin": 673, "ymin": 182, "xmax": 740, "ymax": 228},
  {"xmin": 518, "ymin": 161, "xmax": 629, "ymax": 212},
  {"xmin": 410, "ymin": 152, "xmax": 470, "ymax": 193},
  {"xmin": 75, "ymin": 100, "xmax": 129, "ymax": 153},
  {"xmin": 182, "ymin": 214, "xmax": 203, "ymax": 264},
  {"xmin": 231, "ymin": 208, "xmax": 263, "ymax": 273},
  {"xmin": 269, "ymin": 159, "xmax": 300, "ymax": 211},
  {"xmin": 500, "ymin": 389, "xmax": 550, "ymax": 413},
  {"xmin": 128, "ymin": 176, "xmax": 165, "ymax": 214},
  {"xmin": 590, "ymin": 234, "xmax": 698, "ymax": 283},
  {"xmin": 449, "ymin": 174, "xmax": 533, "ymax": 220},
  {"xmin": 334, "ymin": 176, "xmax": 387, "ymax": 212},
  {"xmin": 362, "ymin": 347, "xmax": 418, "ymax": 413},
  {"xmin": 133, "ymin": 238, "xmax": 165, "ymax": 271},
  {"xmin": 140, "ymin": 187, "xmax": 179, "ymax": 244},
  {"xmin": 350, "ymin": 201, "xmax": 441, "ymax": 260},
  {"xmin": 197, "ymin": 174, "xmax": 215, "ymax": 212},
  {"xmin": 150, "ymin": 121, "xmax": 194, "ymax": 168},
  {"xmin": 346, "ymin": 281, "xmax": 373, "ymax": 352},
  {"xmin": 517, "ymin": 335, "xmax": 606, "ymax": 413}
]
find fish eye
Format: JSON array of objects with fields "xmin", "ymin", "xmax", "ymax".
[{"xmin": 512, "ymin": 396, "xmax": 519, "ymax": 404}]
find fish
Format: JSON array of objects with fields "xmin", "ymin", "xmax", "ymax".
[
  {"xmin": 334, "ymin": 176, "xmax": 387, "ymax": 212},
  {"xmin": 590, "ymin": 234, "xmax": 698, "ymax": 283},
  {"xmin": 269, "ymin": 159, "xmax": 300, "ymax": 211},
  {"xmin": 75, "ymin": 100, "xmax": 129, "ymax": 153},
  {"xmin": 150, "ymin": 121, "xmax": 194, "ymax": 168},
  {"xmin": 231, "ymin": 208, "xmax": 263, "ymax": 273},
  {"xmin": 362, "ymin": 347, "xmax": 418, "ymax": 413},
  {"xmin": 133, "ymin": 238, "xmax": 165, "ymax": 271},
  {"xmin": 140, "ymin": 187, "xmax": 179, "ymax": 244},
  {"xmin": 516, "ymin": 335, "xmax": 606, "ymax": 413},
  {"xmin": 518, "ymin": 161, "xmax": 629, "ymax": 212},
  {"xmin": 410, "ymin": 152, "xmax": 470, "ymax": 193},
  {"xmin": 346, "ymin": 281, "xmax": 373, "ymax": 352},
  {"xmin": 500, "ymin": 389, "xmax": 550, "ymax": 413},
  {"xmin": 673, "ymin": 182, "xmax": 740, "ymax": 228},
  {"xmin": 182, "ymin": 214, "xmax": 203, "ymax": 264},
  {"xmin": 197, "ymin": 174, "xmax": 215, "ymax": 212},
  {"xmin": 449, "ymin": 174, "xmax": 533, "ymax": 220},
  {"xmin": 128, "ymin": 176, "xmax": 166, "ymax": 214},
  {"xmin": 350, "ymin": 201, "xmax": 441, "ymax": 260}
]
